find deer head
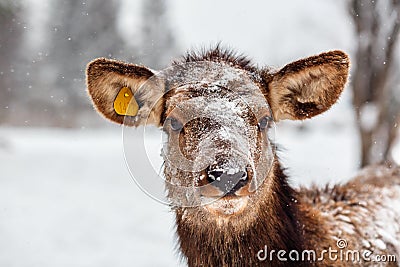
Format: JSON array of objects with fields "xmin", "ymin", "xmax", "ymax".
[{"xmin": 86, "ymin": 48, "xmax": 349, "ymax": 232}]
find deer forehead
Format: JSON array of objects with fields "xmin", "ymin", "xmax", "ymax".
[{"xmin": 164, "ymin": 62, "xmax": 271, "ymax": 120}]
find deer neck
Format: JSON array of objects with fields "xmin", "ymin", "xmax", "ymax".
[{"xmin": 174, "ymin": 161, "xmax": 319, "ymax": 266}]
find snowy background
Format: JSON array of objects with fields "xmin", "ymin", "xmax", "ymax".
[{"xmin": 0, "ymin": 0, "xmax": 399, "ymax": 266}]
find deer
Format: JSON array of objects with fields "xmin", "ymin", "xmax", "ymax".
[{"xmin": 86, "ymin": 46, "xmax": 400, "ymax": 266}]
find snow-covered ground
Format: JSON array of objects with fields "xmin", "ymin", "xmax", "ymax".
[
  {"xmin": 0, "ymin": 103, "xmax": 377, "ymax": 267},
  {"xmin": 0, "ymin": 128, "xmax": 179, "ymax": 267}
]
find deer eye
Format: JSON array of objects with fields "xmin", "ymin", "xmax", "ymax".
[
  {"xmin": 258, "ymin": 116, "xmax": 271, "ymax": 131},
  {"xmin": 168, "ymin": 117, "xmax": 184, "ymax": 131}
]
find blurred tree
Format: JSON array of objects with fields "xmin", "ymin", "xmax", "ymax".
[
  {"xmin": 44, "ymin": 0, "xmax": 126, "ymax": 126},
  {"xmin": 0, "ymin": 0, "xmax": 23, "ymax": 124},
  {"xmin": 139, "ymin": 0, "xmax": 178, "ymax": 69},
  {"xmin": 349, "ymin": 0, "xmax": 400, "ymax": 167}
]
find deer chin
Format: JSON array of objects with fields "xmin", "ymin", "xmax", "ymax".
[{"xmin": 202, "ymin": 195, "xmax": 249, "ymax": 217}]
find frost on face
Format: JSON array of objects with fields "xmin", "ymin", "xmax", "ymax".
[{"xmin": 159, "ymin": 61, "xmax": 275, "ymax": 207}]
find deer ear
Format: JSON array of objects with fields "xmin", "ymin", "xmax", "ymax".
[
  {"xmin": 266, "ymin": 51, "xmax": 349, "ymax": 121},
  {"xmin": 86, "ymin": 58, "xmax": 164, "ymax": 126}
]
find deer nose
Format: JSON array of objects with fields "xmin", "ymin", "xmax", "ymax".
[{"xmin": 207, "ymin": 168, "xmax": 249, "ymax": 195}]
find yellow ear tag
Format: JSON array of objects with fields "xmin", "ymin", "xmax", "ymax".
[{"xmin": 113, "ymin": 87, "xmax": 139, "ymax": 116}]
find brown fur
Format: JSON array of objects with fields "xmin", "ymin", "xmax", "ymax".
[
  {"xmin": 175, "ymin": 161, "xmax": 309, "ymax": 267},
  {"xmin": 174, "ymin": 44, "xmax": 257, "ymax": 73},
  {"xmin": 86, "ymin": 46, "xmax": 400, "ymax": 267},
  {"xmin": 266, "ymin": 51, "xmax": 349, "ymax": 121},
  {"xmin": 300, "ymin": 164, "xmax": 400, "ymax": 267},
  {"xmin": 86, "ymin": 58, "xmax": 163, "ymax": 126}
]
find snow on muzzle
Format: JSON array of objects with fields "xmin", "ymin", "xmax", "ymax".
[{"xmin": 122, "ymin": 61, "xmax": 276, "ymax": 207}]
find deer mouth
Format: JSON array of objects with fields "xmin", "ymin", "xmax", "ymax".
[
  {"xmin": 197, "ymin": 165, "xmax": 254, "ymax": 216},
  {"xmin": 203, "ymin": 195, "xmax": 249, "ymax": 216}
]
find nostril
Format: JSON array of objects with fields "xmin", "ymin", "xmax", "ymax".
[
  {"xmin": 239, "ymin": 171, "xmax": 247, "ymax": 181},
  {"xmin": 207, "ymin": 170, "xmax": 224, "ymax": 183}
]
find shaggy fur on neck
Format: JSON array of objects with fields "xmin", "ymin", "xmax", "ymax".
[{"xmin": 174, "ymin": 162, "xmax": 313, "ymax": 267}]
